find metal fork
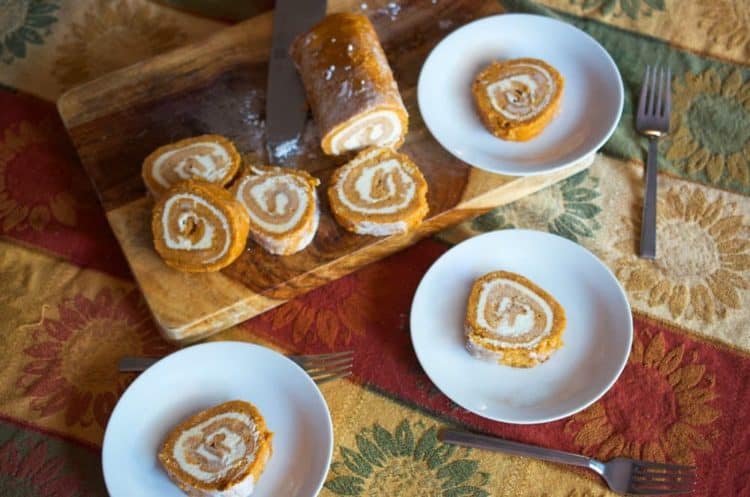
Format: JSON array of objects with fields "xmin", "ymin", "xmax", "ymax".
[
  {"xmin": 636, "ymin": 65, "xmax": 672, "ymax": 259},
  {"xmin": 118, "ymin": 350, "xmax": 354, "ymax": 385},
  {"xmin": 440, "ymin": 429, "xmax": 695, "ymax": 495}
]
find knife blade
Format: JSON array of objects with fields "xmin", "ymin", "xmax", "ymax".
[{"xmin": 265, "ymin": 0, "xmax": 326, "ymax": 165}]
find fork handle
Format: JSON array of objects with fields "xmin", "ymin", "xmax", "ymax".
[
  {"xmin": 640, "ymin": 136, "xmax": 658, "ymax": 259},
  {"xmin": 440, "ymin": 429, "xmax": 594, "ymax": 470}
]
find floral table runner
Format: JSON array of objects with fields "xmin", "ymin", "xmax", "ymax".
[{"xmin": 0, "ymin": 1, "xmax": 749, "ymax": 496}]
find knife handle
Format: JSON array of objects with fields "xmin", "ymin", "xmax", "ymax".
[{"xmin": 118, "ymin": 356, "xmax": 161, "ymax": 372}]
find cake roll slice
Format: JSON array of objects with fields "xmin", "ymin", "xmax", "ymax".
[
  {"xmin": 291, "ymin": 13, "xmax": 408, "ymax": 156},
  {"xmin": 232, "ymin": 166, "xmax": 320, "ymax": 255},
  {"xmin": 143, "ymin": 135, "xmax": 241, "ymax": 196},
  {"xmin": 328, "ymin": 147, "xmax": 428, "ymax": 236},
  {"xmin": 465, "ymin": 271, "xmax": 566, "ymax": 368},
  {"xmin": 152, "ymin": 180, "xmax": 250, "ymax": 272},
  {"xmin": 158, "ymin": 400, "xmax": 273, "ymax": 497},
  {"xmin": 472, "ymin": 58, "xmax": 564, "ymax": 141}
]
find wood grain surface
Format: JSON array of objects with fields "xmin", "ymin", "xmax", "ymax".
[{"xmin": 57, "ymin": 0, "xmax": 592, "ymax": 343}]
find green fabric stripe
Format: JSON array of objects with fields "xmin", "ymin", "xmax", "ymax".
[
  {"xmin": 501, "ymin": 0, "xmax": 750, "ymax": 196},
  {"xmin": 0, "ymin": 419, "xmax": 106, "ymax": 496}
]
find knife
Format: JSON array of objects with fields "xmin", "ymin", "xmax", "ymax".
[{"xmin": 265, "ymin": 0, "xmax": 327, "ymax": 165}]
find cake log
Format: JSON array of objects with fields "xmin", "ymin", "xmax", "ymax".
[{"xmin": 290, "ymin": 13, "xmax": 408, "ymax": 156}]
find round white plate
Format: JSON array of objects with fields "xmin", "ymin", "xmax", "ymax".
[
  {"xmin": 102, "ymin": 342, "xmax": 333, "ymax": 497},
  {"xmin": 410, "ymin": 230, "xmax": 632, "ymax": 424},
  {"xmin": 417, "ymin": 14, "xmax": 624, "ymax": 176}
]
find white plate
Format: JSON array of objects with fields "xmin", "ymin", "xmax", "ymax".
[
  {"xmin": 417, "ymin": 14, "xmax": 624, "ymax": 176},
  {"xmin": 410, "ymin": 230, "xmax": 632, "ymax": 424},
  {"xmin": 102, "ymin": 342, "xmax": 333, "ymax": 497}
]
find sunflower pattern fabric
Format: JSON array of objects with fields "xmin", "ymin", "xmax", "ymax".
[{"xmin": 0, "ymin": 1, "xmax": 749, "ymax": 497}]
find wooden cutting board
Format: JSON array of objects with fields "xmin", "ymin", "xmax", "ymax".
[{"xmin": 57, "ymin": 0, "xmax": 591, "ymax": 344}]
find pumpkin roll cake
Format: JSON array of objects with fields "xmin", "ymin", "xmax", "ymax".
[
  {"xmin": 291, "ymin": 13, "xmax": 408, "ymax": 155},
  {"xmin": 143, "ymin": 135, "xmax": 241, "ymax": 196},
  {"xmin": 158, "ymin": 400, "xmax": 273, "ymax": 497},
  {"xmin": 231, "ymin": 166, "xmax": 320, "ymax": 255},
  {"xmin": 472, "ymin": 58, "xmax": 564, "ymax": 141},
  {"xmin": 465, "ymin": 271, "xmax": 566, "ymax": 368},
  {"xmin": 152, "ymin": 180, "xmax": 250, "ymax": 272},
  {"xmin": 328, "ymin": 147, "xmax": 428, "ymax": 236}
]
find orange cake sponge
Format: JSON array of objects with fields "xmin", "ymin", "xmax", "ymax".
[
  {"xmin": 152, "ymin": 180, "xmax": 250, "ymax": 272},
  {"xmin": 465, "ymin": 271, "xmax": 566, "ymax": 367},
  {"xmin": 327, "ymin": 147, "xmax": 428, "ymax": 236},
  {"xmin": 472, "ymin": 58, "xmax": 564, "ymax": 141},
  {"xmin": 142, "ymin": 135, "xmax": 241, "ymax": 196},
  {"xmin": 158, "ymin": 400, "xmax": 273, "ymax": 497}
]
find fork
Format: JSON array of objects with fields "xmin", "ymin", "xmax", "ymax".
[
  {"xmin": 118, "ymin": 350, "xmax": 354, "ymax": 385},
  {"xmin": 440, "ymin": 429, "xmax": 695, "ymax": 495},
  {"xmin": 636, "ymin": 65, "xmax": 672, "ymax": 259}
]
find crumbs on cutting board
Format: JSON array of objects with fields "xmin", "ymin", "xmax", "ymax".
[
  {"xmin": 439, "ymin": 19, "xmax": 453, "ymax": 30},
  {"xmin": 381, "ymin": 2, "xmax": 401, "ymax": 20},
  {"xmin": 360, "ymin": 2, "xmax": 401, "ymax": 20}
]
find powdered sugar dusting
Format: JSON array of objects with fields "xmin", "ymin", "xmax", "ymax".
[
  {"xmin": 338, "ymin": 80, "xmax": 352, "ymax": 98},
  {"xmin": 380, "ymin": 2, "xmax": 401, "ymax": 20},
  {"xmin": 271, "ymin": 138, "xmax": 300, "ymax": 161}
]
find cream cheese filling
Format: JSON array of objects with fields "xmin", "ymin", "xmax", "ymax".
[
  {"xmin": 236, "ymin": 175, "xmax": 310, "ymax": 234},
  {"xmin": 330, "ymin": 110, "xmax": 402, "ymax": 154},
  {"xmin": 475, "ymin": 279, "xmax": 553, "ymax": 349},
  {"xmin": 335, "ymin": 152, "xmax": 415, "ymax": 215},
  {"xmin": 486, "ymin": 65, "xmax": 554, "ymax": 120},
  {"xmin": 162, "ymin": 193, "xmax": 231, "ymax": 263},
  {"xmin": 173, "ymin": 412, "xmax": 259, "ymax": 483},
  {"xmin": 152, "ymin": 142, "xmax": 231, "ymax": 188}
]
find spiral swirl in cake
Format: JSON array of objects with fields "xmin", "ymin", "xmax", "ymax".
[
  {"xmin": 159, "ymin": 400, "xmax": 273, "ymax": 497},
  {"xmin": 328, "ymin": 108, "xmax": 404, "ymax": 155},
  {"xmin": 152, "ymin": 181, "xmax": 249, "ymax": 272},
  {"xmin": 143, "ymin": 135, "xmax": 240, "ymax": 196},
  {"xmin": 327, "ymin": 147, "xmax": 428, "ymax": 236},
  {"xmin": 232, "ymin": 166, "xmax": 320, "ymax": 255},
  {"xmin": 472, "ymin": 58, "xmax": 564, "ymax": 141},
  {"xmin": 465, "ymin": 271, "xmax": 566, "ymax": 368}
]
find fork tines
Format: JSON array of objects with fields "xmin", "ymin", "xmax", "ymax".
[
  {"xmin": 292, "ymin": 350, "xmax": 354, "ymax": 384},
  {"xmin": 637, "ymin": 65, "xmax": 672, "ymax": 124},
  {"xmin": 629, "ymin": 461, "xmax": 697, "ymax": 495}
]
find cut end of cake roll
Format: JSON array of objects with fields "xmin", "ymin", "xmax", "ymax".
[
  {"xmin": 231, "ymin": 165, "xmax": 320, "ymax": 255},
  {"xmin": 152, "ymin": 180, "xmax": 250, "ymax": 272},
  {"xmin": 465, "ymin": 271, "xmax": 566, "ymax": 368},
  {"xmin": 158, "ymin": 400, "xmax": 273, "ymax": 497},
  {"xmin": 327, "ymin": 147, "xmax": 429, "ymax": 236},
  {"xmin": 324, "ymin": 105, "xmax": 408, "ymax": 156},
  {"xmin": 143, "ymin": 135, "xmax": 241, "ymax": 196},
  {"xmin": 472, "ymin": 58, "xmax": 564, "ymax": 142},
  {"xmin": 290, "ymin": 13, "xmax": 408, "ymax": 156}
]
